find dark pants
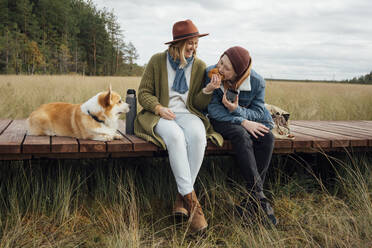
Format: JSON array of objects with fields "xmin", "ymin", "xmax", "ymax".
[{"xmin": 211, "ymin": 119, "xmax": 274, "ymax": 194}]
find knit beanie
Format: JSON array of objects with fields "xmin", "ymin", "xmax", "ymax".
[{"xmin": 223, "ymin": 46, "xmax": 251, "ymax": 79}]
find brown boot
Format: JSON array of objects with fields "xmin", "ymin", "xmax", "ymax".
[
  {"xmin": 183, "ymin": 191, "xmax": 208, "ymax": 232},
  {"xmin": 173, "ymin": 193, "xmax": 188, "ymax": 217}
]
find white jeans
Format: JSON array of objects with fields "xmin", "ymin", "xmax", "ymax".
[{"xmin": 154, "ymin": 113, "xmax": 207, "ymax": 196}]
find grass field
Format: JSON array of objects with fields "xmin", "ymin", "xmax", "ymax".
[
  {"xmin": 0, "ymin": 75, "xmax": 371, "ymax": 247},
  {"xmin": 0, "ymin": 75, "xmax": 372, "ymax": 120}
]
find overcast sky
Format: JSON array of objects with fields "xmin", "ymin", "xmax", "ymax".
[{"xmin": 93, "ymin": 0, "xmax": 371, "ymax": 80}]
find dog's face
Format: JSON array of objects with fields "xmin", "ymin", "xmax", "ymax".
[{"xmin": 97, "ymin": 88, "xmax": 130, "ymax": 119}]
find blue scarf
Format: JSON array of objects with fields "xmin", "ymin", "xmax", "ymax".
[{"xmin": 168, "ymin": 52, "xmax": 194, "ymax": 94}]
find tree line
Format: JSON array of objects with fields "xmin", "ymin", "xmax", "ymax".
[
  {"xmin": 0, "ymin": 0, "xmax": 143, "ymax": 76},
  {"xmin": 342, "ymin": 71, "xmax": 372, "ymax": 84}
]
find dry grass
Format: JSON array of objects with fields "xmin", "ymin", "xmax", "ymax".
[
  {"xmin": 0, "ymin": 155, "xmax": 371, "ymax": 247},
  {"xmin": 265, "ymin": 80, "xmax": 372, "ymax": 120},
  {"xmin": 1, "ymin": 75, "xmax": 372, "ymax": 120},
  {"xmin": 0, "ymin": 75, "xmax": 140, "ymax": 119}
]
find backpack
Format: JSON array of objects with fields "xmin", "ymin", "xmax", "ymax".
[{"xmin": 265, "ymin": 104, "xmax": 295, "ymax": 139}]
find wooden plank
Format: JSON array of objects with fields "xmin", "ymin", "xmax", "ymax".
[
  {"xmin": 0, "ymin": 120, "xmax": 27, "ymax": 154},
  {"xmin": 322, "ymin": 121, "xmax": 372, "ymax": 146},
  {"xmin": 117, "ymin": 119, "xmax": 157, "ymax": 152},
  {"xmin": 78, "ymin": 139, "xmax": 107, "ymax": 153},
  {"xmin": 206, "ymin": 140, "xmax": 231, "ymax": 151},
  {"xmin": 51, "ymin": 136, "xmax": 79, "ymax": 153},
  {"xmin": 274, "ymin": 138, "xmax": 292, "ymax": 149},
  {"xmin": 292, "ymin": 121, "xmax": 368, "ymax": 147},
  {"xmin": 289, "ymin": 132, "xmax": 314, "ymax": 148},
  {"xmin": 107, "ymin": 120, "xmax": 133, "ymax": 152},
  {"xmin": 326, "ymin": 121, "xmax": 372, "ymax": 134},
  {"xmin": 0, "ymin": 154, "xmax": 32, "ymax": 160},
  {"xmin": 0, "ymin": 119, "xmax": 12, "ymax": 135},
  {"xmin": 32, "ymin": 152, "xmax": 109, "ymax": 159},
  {"xmin": 273, "ymin": 148, "xmax": 294, "ymax": 154},
  {"xmin": 360, "ymin": 121, "xmax": 372, "ymax": 126},
  {"xmin": 290, "ymin": 130, "xmax": 330, "ymax": 148},
  {"xmin": 305, "ymin": 121, "xmax": 372, "ymax": 146},
  {"xmin": 111, "ymin": 151, "xmax": 155, "ymax": 158},
  {"xmin": 293, "ymin": 121, "xmax": 372, "ymax": 136},
  {"xmin": 123, "ymin": 134, "xmax": 158, "ymax": 151},
  {"xmin": 23, "ymin": 135, "xmax": 50, "ymax": 153},
  {"xmin": 106, "ymin": 125, "xmax": 133, "ymax": 152},
  {"xmin": 107, "ymin": 139, "xmax": 133, "ymax": 152},
  {"xmin": 290, "ymin": 124, "xmax": 350, "ymax": 148}
]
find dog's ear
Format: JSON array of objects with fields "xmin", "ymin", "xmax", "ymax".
[{"xmin": 104, "ymin": 84, "xmax": 113, "ymax": 106}]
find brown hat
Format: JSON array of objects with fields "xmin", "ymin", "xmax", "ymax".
[
  {"xmin": 165, "ymin": 19, "xmax": 209, "ymax": 45},
  {"xmin": 223, "ymin": 46, "xmax": 251, "ymax": 78}
]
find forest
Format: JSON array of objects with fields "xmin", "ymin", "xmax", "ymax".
[
  {"xmin": 343, "ymin": 71, "xmax": 372, "ymax": 84},
  {"xmin": 0, "ymin": 0, "xmax": 143, "ymax": 76}
]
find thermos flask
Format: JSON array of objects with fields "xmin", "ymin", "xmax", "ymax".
[{"xmin": 125, "ymin": 89, "xmax": 137, "ymax": 134}]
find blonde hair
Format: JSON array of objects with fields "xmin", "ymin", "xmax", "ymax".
[{"xmin": 168, "ymin": 39, "xmax": 197, "ymax": 68}]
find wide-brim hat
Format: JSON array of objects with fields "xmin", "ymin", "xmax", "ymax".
[{"xmin": 165, "ymin": 19, "xmax": 209, "ymax": 45}]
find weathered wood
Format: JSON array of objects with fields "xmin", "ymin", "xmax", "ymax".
[
  {"xmin": 290, "ymin": 123, "xmax": 353, "ymax": 148},
  {"xmin": 111, "ymin": 151, "xmax": 156, "ymax": 158},
  {"xmin": 32, "ymin": 152, "xmax": 109, "ymax": 159},
  {"xmin": 0, "ymin": 119, "xmax": 12, "ymax": 135},
  {"xmin": 106, "ymin": 132, "xmax": 132, "ymax": 153},
  {"xmin": 117, "ymin": 120, "xmax": 158, "ymax": 151},
  {"xmin": 326, "ymin": 121, "xmax": 372, "ymax": 134},
  {"xmin": 273, "ymin": 148, "xmax": 295, "ymax": 154},
  {"xmin": 0, "ymin": 120, "xmax": 27, "ymax": 154},
  {"xmin": 314, "ymin": 121, "xmax": 372, "ymax": 146},
  {"xmin": 289, "ymin": 132, "xmax": 314, "ymax": 148},
  {"xmin": 0, "ymin": 119, "xmax": 372, "ymax": 160},
  {"xmin": 290, "ymin": 129, "xmax": 330, "ymax": 148},
  {"xmin": 0, "ymin": 154, "xmax": 32, "ymax": 160},
  {"xmin": 206, "ymin": 140, "xmax": 232, "ymax": 151},
  {"xmin": 107, "ymin": 139, "xmax": 133, "ymax": 152},
  {"xmin": 79, "ymin": 139, "xmax": 106, "ymax": 153},
  {"xmin": 51, "ymin": 136, "xmax": 79, "ymax": 153},
  {"xmin": 274, "ymin": 139, "xmax": 292, "ymax": 149},
  {"xmin": 292, "ymin": 121, "xmax": 368, "ymax": 147},
  {"xmin": 123, "ymin": 134, "xmax": 158, "ymax": 151},
  {"xmin": 23, "ymin": 135, "xmax": 50, "ymax": 153}
]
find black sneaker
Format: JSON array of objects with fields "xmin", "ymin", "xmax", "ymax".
[
  {"xmin": 235, "ymin": 195, "xmax": 257, "ymax": 221},
  {"xmin": 259, "ymin": 197, "xmax": 278, "ymax": 226}
]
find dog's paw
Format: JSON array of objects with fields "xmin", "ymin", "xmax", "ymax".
[
  {"xmin": 92, "ymin": 135, "xmax": 113, "ymax": 141},
  {"xmin": 114, "ymin": 134, "xmax": 122, "ymax": 140}
]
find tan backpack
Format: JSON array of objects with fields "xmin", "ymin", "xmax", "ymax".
[{"xmin": 265, "ymin": 104, "xmax": 295, "ymax": 139}]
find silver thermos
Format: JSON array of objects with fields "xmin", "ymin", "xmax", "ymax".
[{"xmin": 125, "ymin": 89, "xmax": 137, "ymax": 135}]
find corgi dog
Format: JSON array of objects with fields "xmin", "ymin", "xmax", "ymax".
[{"xmin": 27, "ymin": 86, "xmax": 130, "ymax": 141}]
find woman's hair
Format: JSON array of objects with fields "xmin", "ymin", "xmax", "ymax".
[{"xmin": 168, "ymin": 39, "xmax": 197, "ymax": 68}]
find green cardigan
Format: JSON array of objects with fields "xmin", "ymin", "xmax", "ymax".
[{"xmin": 134, "ymin": 51, "xmax": 223, "ymax": 149}]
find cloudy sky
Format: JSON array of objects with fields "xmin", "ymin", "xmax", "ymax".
[{"xmin": 93, "ymin": 0, "xmax": 371, "ymax": 80}]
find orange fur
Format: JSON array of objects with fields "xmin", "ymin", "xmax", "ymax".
[{"xmin": 27, "ymin": 88, "xmax": 129, "ymax": 141}]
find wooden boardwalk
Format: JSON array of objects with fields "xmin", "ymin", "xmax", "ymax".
[{"xmin": 0, "ymin": 119, "xmax": 371, "ymax": 160}]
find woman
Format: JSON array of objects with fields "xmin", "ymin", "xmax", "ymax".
[
  {"xmin": 134, "ymin": 19, "xmax": 222, "ymax": 232},
  {"xmin": 206, "ymin": 46, "xmax": 277, "ymax": 225}
]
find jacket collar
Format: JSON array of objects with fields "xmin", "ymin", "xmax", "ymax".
[{"xmin": 220, "ymin": 74, "xmax": 251, "ymax": 92}]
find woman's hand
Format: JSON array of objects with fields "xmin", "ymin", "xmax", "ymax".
[
  {"xmin": 158, "ymin": 106, "xmax": 176, "ymax": 120},
  {"xmin": 241, "ymin": 119, "xmax": 269, "ymax": 139},
  {"xmin": 204, "ymin": 74, "xmax": 221, "ymax": 93},
  {"xmin": 222, "ymin": 90, "xmax": 238, "ymax": 112}
]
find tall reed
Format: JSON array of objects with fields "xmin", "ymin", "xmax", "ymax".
[{"xmin": 0, "ymin": 154, "xmax": 371, "ymax": 247}]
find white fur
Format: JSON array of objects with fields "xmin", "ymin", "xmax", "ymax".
[{"xmin": 80, "ymin": 92, "xmax": 104, "ymax": 115}]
